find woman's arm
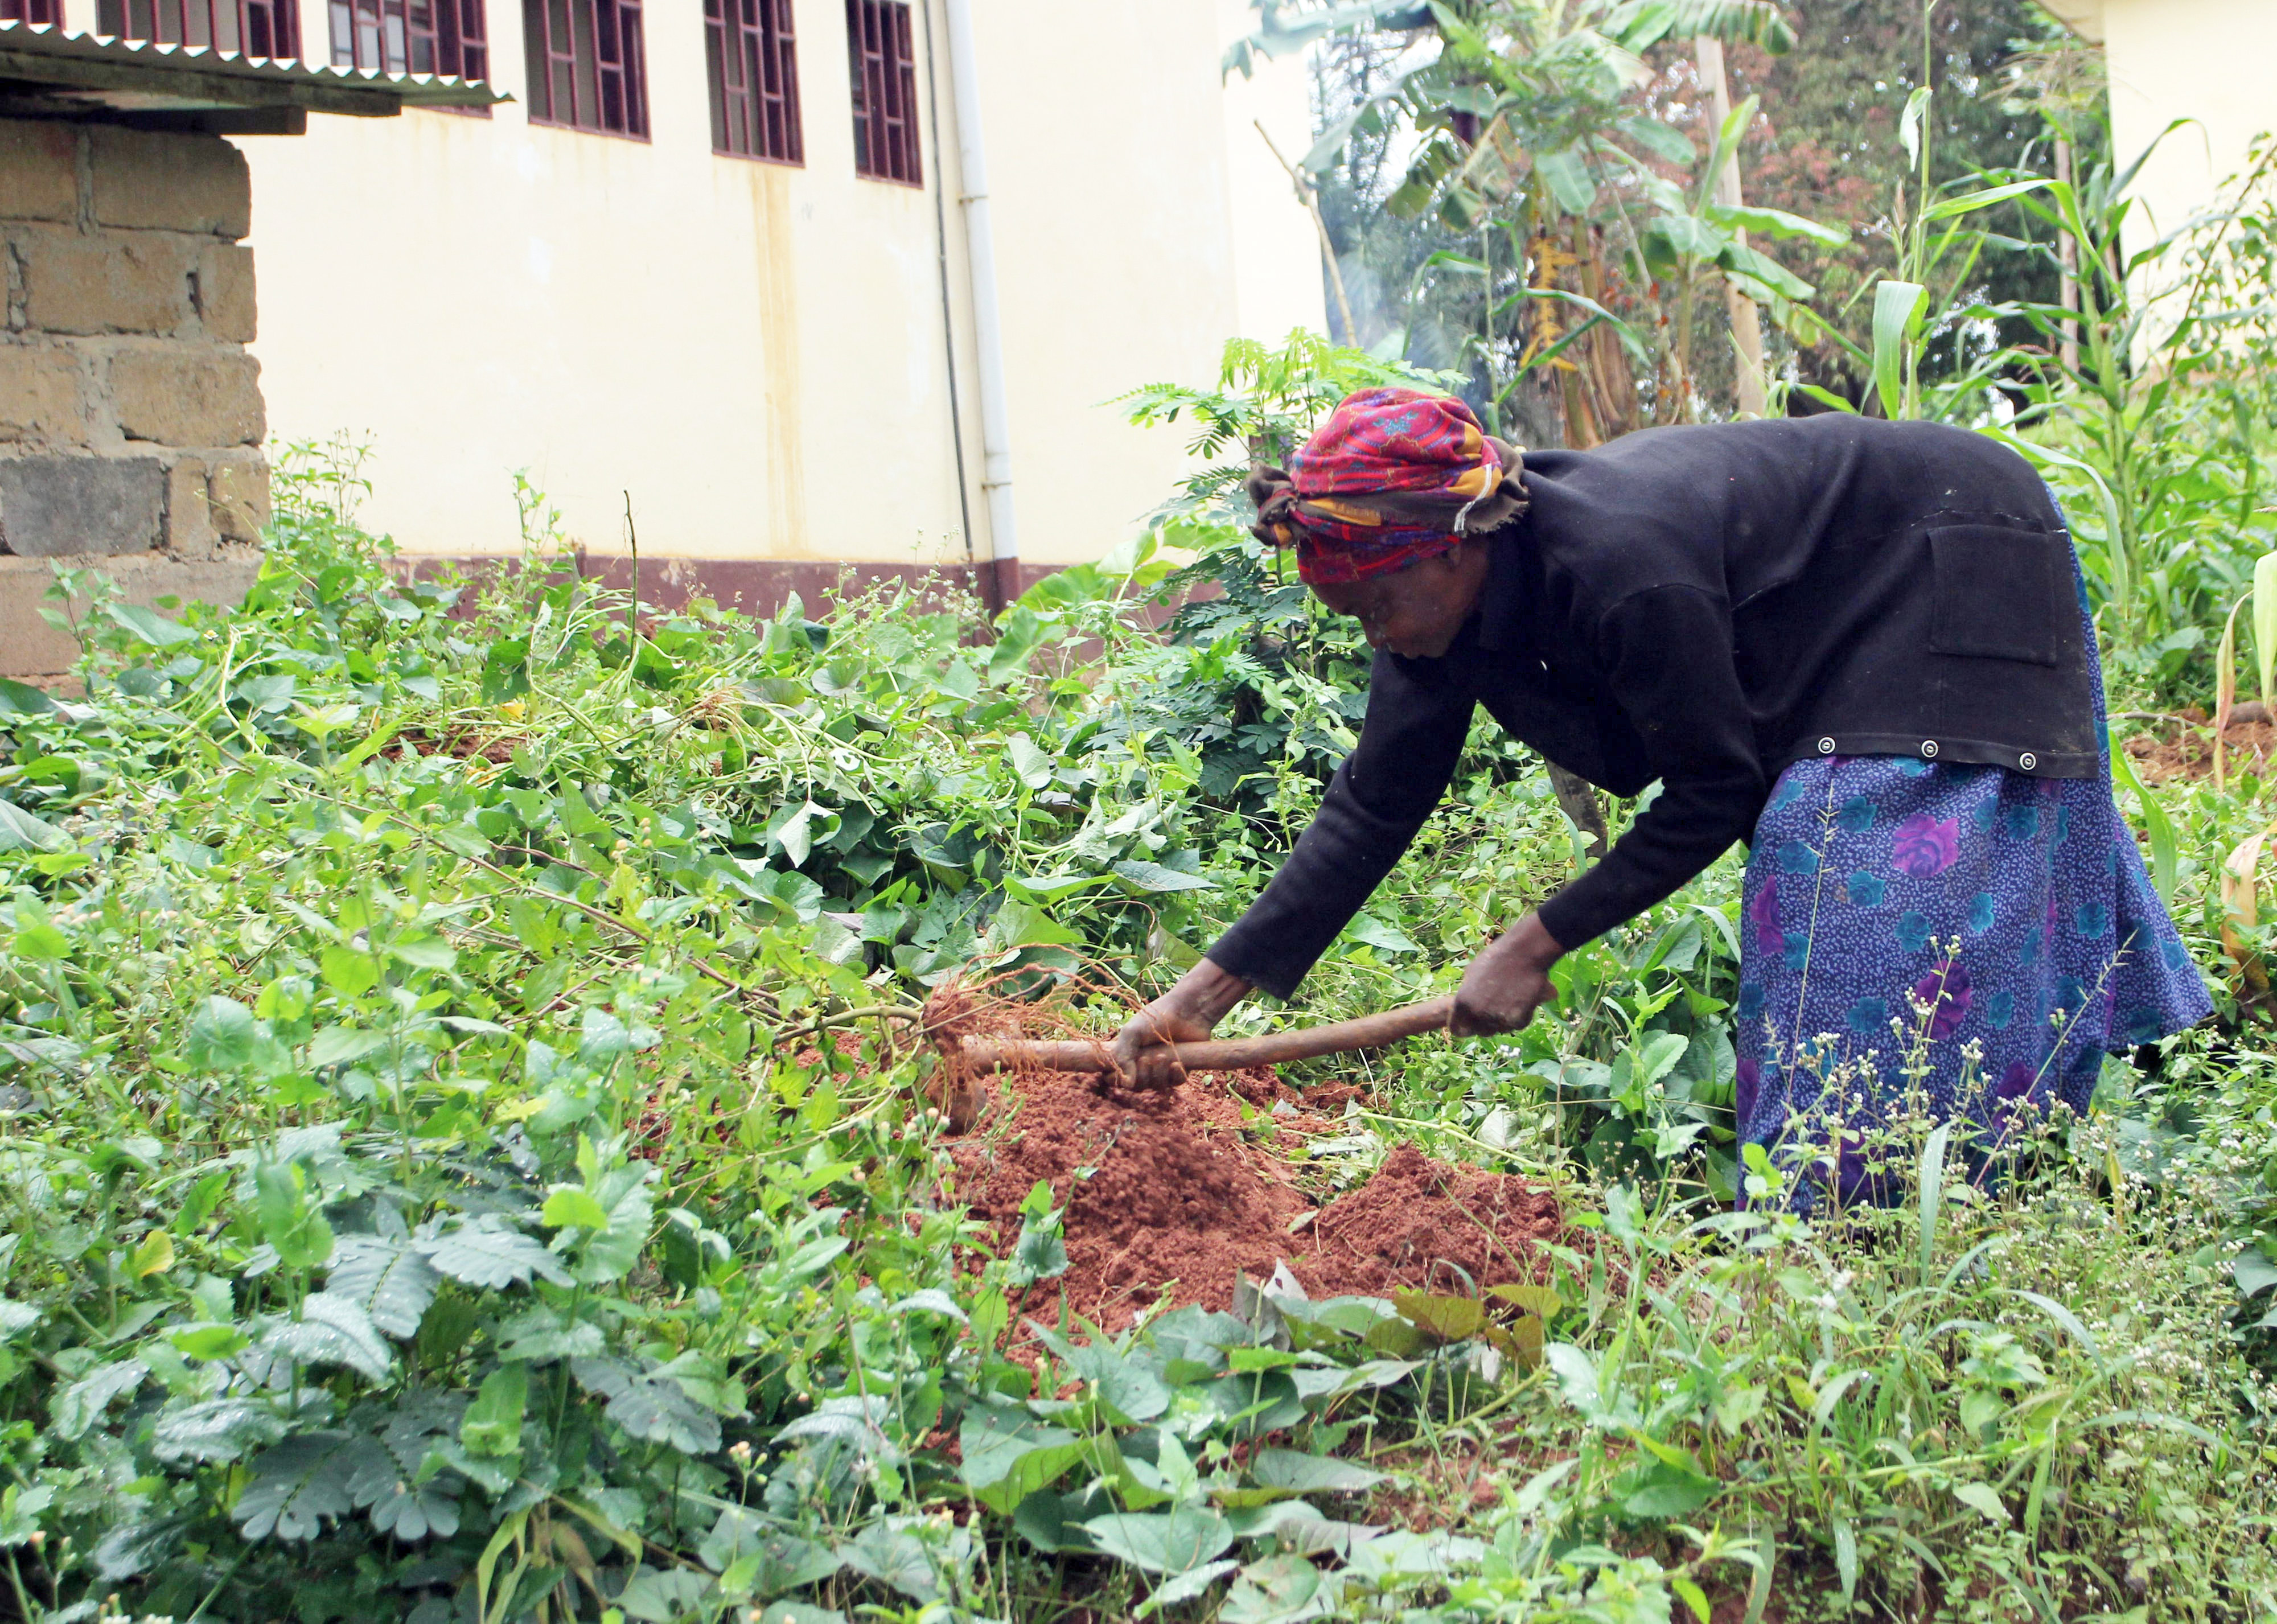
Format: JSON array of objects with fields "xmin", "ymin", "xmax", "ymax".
[
  {"xmin": 1534, "ymin": 583, "xmax": 1769, "ymax": 950},
  {"xmin": 1202, "ymin": 646, "xmax": 1475, "ymax": 998},
  {"xmin": 1113, "ymin": 647, "xmax": 1474, "ymax": 1078}
]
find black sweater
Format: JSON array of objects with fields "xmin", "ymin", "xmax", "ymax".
[{"xmin": 1206, "ymin": 415, "xmax": 2099, "ymax": 1001}]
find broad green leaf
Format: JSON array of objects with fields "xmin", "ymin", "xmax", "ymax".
[
  {"xmin": 2109, "ymin": 738, "xmax": 2176, "ymax": 905},
  {"xmin": 186, "ymin": 996, "xmax": 257, "ymax": 1072},
  {"xmin": 2234, "ymin": 1251, "xmax": 2277, "ymax": 1298},
  {"xmin": 167, "ymin": 1323, "xmax": 251, "ymax": 1360},
  {"xmin": 326, "ymin": 1236, "xmax": 441, "ymax": 1339},
  {"xmin": 1631, "ymin": 1030, "xmax": 1690, "ymax": 1088},
  {"xmin": 1647, "ymin": 211, "xmax": 1727, "ymax": 265},
  {"xmin": 102, "ymin": 602, "xmax": 196, "ymax": 648},
  {"xmin": 1953, "ymin": 1482, "xmax": 2009, "ymax": 1525},
  {"xmin": 1872, "ymin": 281, "xmax": 1927, "ymax": 421},
  {"xmin": 254, "ymin": 1158, "xmax": 334, "ymax": 1271},
  {"xmin": 1136, "ymin": 1560, "xmax": 1239, "ymax": 1619},
  {"xmin": 461, "ymin": 1362, "xmax": 528, "ymax": 1457},
  {"xmin": 1719, "ymin": 239, "xmax": 1812, "ymax": 300},
  {"xmin": 150, "ymin": 1397, "xmax": 286, "ymax": 1464},
  {"xmin": 308, "ymin": 1026, "xmax": 387, "ymax": 1068},
  {"xmin": 1704, "ymin": 200, "xmax": 1848, "ymax": 246},
  {"xmin": 11, "ymin": 919, "xmax": 67, "ymax": 960},
  {"xmin": 959, "ymin": 1408, "xmax": 1091, "ymax": 1515},
  {"xmin": 385, "ymin": 932, "xmax": 457, "ymax": 971},
  {"xmin": 0, "ymin": 680, "xmax": 54, "ymax": 717},
  {"xmin": 987, "ymin": 606, "xmax": 1047, "ymax": 684},
  {"xmin": 616, "ymin": 1569, "xmax": 715, "ymax": 1624},
  {"xmin": 1620, "ymin": 114, "xmax": 1695, "ymax": 166},
  {"xmin": 1248, "ymin": 1448, "xmax": 1384, "ymax": 1495},
  {"xmin": 261, "ymin": 1293, "xmax": 393, "ymax": 1382},
  {"xmin": 235, "ymin": 1435, "xmax": 354, "ymax": 1542},
  {"xmin": 129, "ymin": 1230, "xmax": 174, "ymax": 1278},
  {"xmin": 1617, "ymin": 1458, "xmax": 1716, "ymax": 1519},
  {"xmin": 1004, "ymin": 870, "xmax": 1113, "ymax": 903},
  {"xmin": 417, "ymin": 1219, "xmax": 574, "ymax": 1289},
  {"xmin": 1921, "ymin": 178, "xmax": 2049, "ymax": 223},
  {"xmin": 542, "ymin": 1187, "xmax": 612, "ymax": 1232},
  {"xmin": 319, "ymin": 945, "xmax": 378, "ymax": 997},
  {"xmin": 1112, "ymin": 860, "xmax": 1216, "ymax": 894},
  {"xmin": 1346, "ymin": 914, "xmax": 1419, "ymax": 954},
  {"xmin": 1486, "ymin": 1283, "xmax": 1565, "ymax": 1319},
  {"xmin": 0, "ymin": 801, "xmax": 72, "ymax": 854},
  {"xmin": 1222, "ymin": 1554, "xmax": 1330, "ymax": 1624},
  {"xmin": 1392, "ymin": 1292, "xmax": 1485, "ymax": 1345},
  {"xmin": 1083, "ymin": 1507, "xmax": 1235, "ymax": 1576},
  {"xmin": 54, "ymin": 1359, "xmax": 148, "ymax": 1440},
  {"xmin": 1544, "ymin": 1343, "xmax": 1602, "ymax": 1415},
  {"xmin": 1008, "ymin": 733, "xmax": 1054, "ymax": 790},
  {"xmin": 479, "ymin": 637, "xmax": 529, "ymax": 703},
  {"xmin": 1534, "ymin": 145, "xmax": 1597, "ymax": 214}
]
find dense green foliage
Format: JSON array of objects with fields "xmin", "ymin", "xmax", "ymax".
[
  {"xmin": 4, "ymin": 330, "xmax": 2277, "ymax": 1620},
  {"xmin": 11, "ymin": 27, "xmax": 2277, "ymax": 1604}
]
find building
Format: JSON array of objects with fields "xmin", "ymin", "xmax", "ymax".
[
  {"xmin": 0, "ymin": 18, "xmax": 495, "ymax": 679},
  {"xmin": 52, "ymin": 0, "xmax": 1326, "ymax": 611},
  {"xmin": 2043, "ymin": 0, "xmax": 2277, "ymax": 257}
]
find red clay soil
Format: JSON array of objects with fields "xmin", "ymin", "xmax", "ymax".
[
  {"xmin": 944, "ymin": 1062, "xmax": 1563, "ymax": 1331},
  {"xmin": 2123, "ymin": 714, "xmax": 2276, "ymax": 784}
]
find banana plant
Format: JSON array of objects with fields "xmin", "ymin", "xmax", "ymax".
[{"xmin": 1231, "ymin": 0, "xmax": 1830, "ymax": 433}]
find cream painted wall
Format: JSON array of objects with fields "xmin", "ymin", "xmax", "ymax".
[
  {"xmin": 231, "ymin": 0, "xmax": 1324, "ymax": 566},
  {"xmin": 965, "ymin": 0, "xmax": 1236, "ymax": 554},
  {"xmin": 2046, "ymin": 0, "xmax": 2277, "ymax": 264},
  {"xmin": 1218, "ymin": 0, "xmax": 1329, "ymax": 344},
  {"xmin": 241, "ymin": 0, "xmax": 979, "ymax": 566}
]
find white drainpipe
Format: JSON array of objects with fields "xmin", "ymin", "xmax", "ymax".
[{"xmin": 940, "ymin": 0, "xmax": 1017, "ymax": 603}]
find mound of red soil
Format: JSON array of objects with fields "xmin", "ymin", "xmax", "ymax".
[
  {"xmin": 1302, "ymin": 1144, "xmax": 1563, "ymax": 1300},
  {"xmin": 947, "ymin": 1064, "xmax": 1562, "ymax": 1330}
]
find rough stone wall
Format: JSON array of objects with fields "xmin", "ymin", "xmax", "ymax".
[{"xmin": 1, "ymin": 117, "xmax": 269, "ymax": 680}]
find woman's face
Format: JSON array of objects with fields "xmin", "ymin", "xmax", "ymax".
[{"xmin": 1309, "ymin": 542, "xmax": 1491, "ymax": 660}]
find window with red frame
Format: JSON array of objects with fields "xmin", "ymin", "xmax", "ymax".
[
  {"xmin": 523, "ymin": 0, "xmax": 647, "ymax": 137},
  {"xmin": 845, "ymin": 0, "xmax": 918, "ymax": 185},
  {"xmin": 331, "ymin": 0, "xmax": 486, "ymax": 81},
  {"xmin": 706, "ymin": 0, "xmax": 800, "ymax": 163},
  {"xmin": 1, "ymin": 0, "xmax": 63, "ymax": 26},
  {"xmin": 96, "ymin": 0, "xmax": 298, "ymax": 58}
]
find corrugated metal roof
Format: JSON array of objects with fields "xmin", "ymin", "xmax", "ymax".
[{"xmin": 0, "ymin": 18, "xmax": 504, "ymax": 118}]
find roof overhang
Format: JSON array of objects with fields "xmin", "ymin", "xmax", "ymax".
[{"xmin": 0, "ymin": 19, "xmax": 504, "ymax": 133}]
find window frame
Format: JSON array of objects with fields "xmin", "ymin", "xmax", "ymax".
[
  {"xmin": 706, "ymin": 0, "xmax": 802, "ymax": 165},
  {"xmin": 1, "ymin": 0, "xmax": 63, "ymax": 26},
  {"xmin": 845, "ymin": 0, "xmax": 919, "ymax": 187},
  {"xmin": 329, "ymin": 0, "xmax": 488, "ymax": 89},
  {"xmin": 95, "ymin": 0, "xmax": 300, "ymax": 59},
  {"xmin": 523, "ymin": 0, "xmax": 649, "ymax": 140}
]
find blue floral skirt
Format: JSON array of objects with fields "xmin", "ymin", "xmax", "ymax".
[{"xmin": 1733, "ymin": 581, "xmax": 2209, "ymax": 1207}]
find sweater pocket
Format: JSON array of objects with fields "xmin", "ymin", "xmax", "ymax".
[{"xmin": 1926, "ymin": 523, "xmax": 2064, "ymax": 666}]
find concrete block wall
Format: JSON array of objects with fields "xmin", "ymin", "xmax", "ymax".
[{"xmin": 1, "ymin": 117, "xmax": 270, "ymax": 680}]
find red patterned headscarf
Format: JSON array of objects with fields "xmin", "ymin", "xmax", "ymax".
[{"xmin": 1248, "ymin": 388, "xmax": 1527, "ymax": 585}]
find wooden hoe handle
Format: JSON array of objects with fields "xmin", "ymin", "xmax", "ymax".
[{"xmin": 952, "ymin": 996, "xmax": 1454, "ymax": 1077}]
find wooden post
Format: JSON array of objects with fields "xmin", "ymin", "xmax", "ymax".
[{"xmin": 1695, "ymin": 35, "xmax": 1769, "ymax": 418}]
